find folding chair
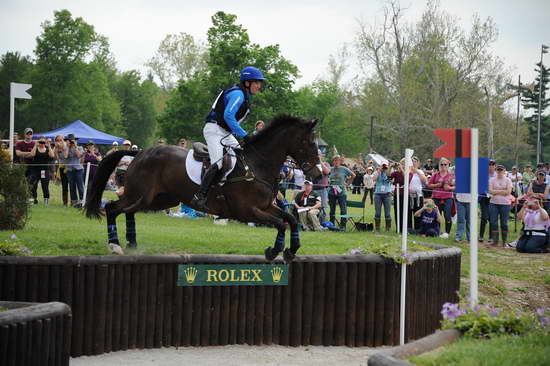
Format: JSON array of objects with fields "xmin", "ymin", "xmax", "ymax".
[{"xmin": 336, "ymin": 199, "xmax": 366, "ymax": 231}]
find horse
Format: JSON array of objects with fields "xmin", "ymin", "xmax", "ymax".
[{"xmin": 85, "ymin": 115, "xmax": 322, "ymax": 262}]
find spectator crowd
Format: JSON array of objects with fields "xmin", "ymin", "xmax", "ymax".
[{"xmin": 5, "ymin": 125, "xmax": 550, "ymax": 254}]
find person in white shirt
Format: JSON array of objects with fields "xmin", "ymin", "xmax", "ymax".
[
  {"xmin": 115, "ymin": 140, "xmax": 134, "ymax": 195},
  {"xmin": 362, "ymin": 167, "xmax": 375, "ymax": 204},
  {"xmin": 410, "ymin": 157, "xmax": 428, "ymax": 231},
  {"xmin": 516, "ymin": 197, "xmax": 549, "ymax": 253}
]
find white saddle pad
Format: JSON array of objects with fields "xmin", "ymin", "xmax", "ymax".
[{"xmin": 185, "ymin": 149, "xmax": 237, "ymax": 186}]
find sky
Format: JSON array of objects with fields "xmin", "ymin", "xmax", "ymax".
[{"xmin": 1, "ymin": 0, "xmax": 549, "ymax": 89}]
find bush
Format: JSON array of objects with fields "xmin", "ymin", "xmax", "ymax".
[
  {"xmin": 441, "ymin": 301, "xmax": 549, "ymax": 338},
  {"xmin": 0, "ymin": 147, "xmax": 30, "ymax": 230},
  {"xmin": 0, "ymin": 240, "xmax": 29, "ymax": 256}
]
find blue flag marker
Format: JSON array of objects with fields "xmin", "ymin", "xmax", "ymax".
[{"xmin": 455, "ymin": 158, "xmax": 489, "ymax": 194}]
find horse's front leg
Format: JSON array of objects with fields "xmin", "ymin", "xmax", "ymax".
[
  {"xmin": 250, "ymin": 206, "xmax": 287, "ymax": 261},
  {"xmin": 279, "ymin": 210, "xmax": 301, "ymax": 263}
]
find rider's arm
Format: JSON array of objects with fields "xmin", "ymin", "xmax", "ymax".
[{"xmin": 223, "ymin": 90, "xmax": 248, "ymax": 137}]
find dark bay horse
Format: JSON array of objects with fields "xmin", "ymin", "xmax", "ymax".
[{"xmin": 85, "ymin": 115, "xmax": 322, "ymax": 262}]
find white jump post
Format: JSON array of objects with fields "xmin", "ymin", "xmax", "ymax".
[
  {"xmin": 82, "ymin": 162, "xmax": 91, "ymax": 206},
  {"xmin": 400, "ymin": 148, "xmax": 414, "ymax": 345},
  {"xmin": 469, "ymin": 129, "xmax": 479, "ymax": 307},
  {"xmin": 9, "ymin": 83, "xmax": 32, "ymax": 162},
  {"xmin": 396, "ymin": 184, "xmax": 401, "ymax": 234}
]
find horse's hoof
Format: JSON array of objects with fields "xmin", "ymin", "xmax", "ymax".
[
  {"xmin": 126, "ymin": 242, "xmax": 137, "ymax": 249},
  {"xmin": 108, "ymin": 243, "xmax": 124, "ymax": 255},
  {"xmin": 283, "ymin": 248, "xmax": 296, "ymax": 263},
  {"xmin": 265, "ymin": 246, "xmax": 277, "ymax": 261}
]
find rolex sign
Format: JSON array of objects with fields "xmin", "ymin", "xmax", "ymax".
[{"xmin": 177, "ymin": 264, "xmax": 289, "ymax": 286}]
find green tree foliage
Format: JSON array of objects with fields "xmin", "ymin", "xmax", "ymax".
[
  {"xmin": 113, "ymin": 70, "xmax": 159, "ymax": 147},
  {"xmin": 146, "ymin": 33, "xmax": 207, "ymax": 91},
  {"xmin": 29, "ymin": 10, "xmax": 121, "ymax": 132},
  {"xmin": 158, "ymin": 11, "xmax": 299, "ymax": 142},
  {"xmin": 0, "ymin": 52, "xmax": 34, "ymax": 138},
  {"xmin": 521, "ymin": 62, "xmax": 549, "ymax": 161}
]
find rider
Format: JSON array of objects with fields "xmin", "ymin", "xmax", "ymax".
[{"xmin": 191, "ymin": 66, "xmax": 266, "ymax": 211}]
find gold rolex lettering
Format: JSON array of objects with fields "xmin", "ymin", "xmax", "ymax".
[
  {"xmin": 251, "ymin": 269, "xmax": 262, "ymax": 281},
  {"xmin": 218, "ymin": 269, "xmax": 229, "ymax": 282},
  {"xmin": 206, "ymin": 270, "xmax": 218, "ymax": 282},
  {"xmin": 241, "ymin": 269, "xmax": 250, "ymax": 281}
]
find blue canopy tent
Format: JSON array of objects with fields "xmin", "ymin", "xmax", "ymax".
[{"xmin": 33, "ymin": 120, "xmax": 125, "ymax": 145}]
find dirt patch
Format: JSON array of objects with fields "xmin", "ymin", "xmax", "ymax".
[{"xmin": 71, "ymin": 345, "xmax": 380, "ymax": 366}]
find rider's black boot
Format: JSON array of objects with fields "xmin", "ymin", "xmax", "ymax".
[{"xmin": 191, "ymin": 165, "xmax": 220, "ymax": 212}]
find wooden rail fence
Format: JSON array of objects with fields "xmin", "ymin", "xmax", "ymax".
[
  {"xmin": 0, "ymin": 301, "xmax": 72, "ymax": 365},
  {"xmin": 0, "ymin": 245, "xmax": 460, "ymax": 357}
]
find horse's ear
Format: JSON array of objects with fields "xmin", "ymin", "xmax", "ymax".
[{"xmin": 309, "ymin": 119, "xmax": 319, "ymax": 129}]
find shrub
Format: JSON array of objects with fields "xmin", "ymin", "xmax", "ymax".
[
  {"xmin": 441, "ymin": 301, "xmax": 549, "ymax": 338},
  {"xmin": 0, "ymin": 240, "xmax": 29, "ymax": 256},
  {"xmin": 0, "ymin": 147, "xmax": 30, "ymax": 230}
]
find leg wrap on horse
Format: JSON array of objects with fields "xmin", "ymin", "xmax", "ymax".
[
  {"xmin": 107, "ymin": 224, "xmax": 119, "ymax": 245},
  {"xmin": 125, "ymin": 214, "xmax": 136, "ymax": 245},
  {"xmin": 290, "ymin": 231, "xmax": 300, "ymax": 253},
  {"xmin": 274, "ymin": 231, "xmax": 286, "ymax": 252}
]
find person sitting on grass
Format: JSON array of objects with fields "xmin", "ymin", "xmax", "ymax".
[
  {"xmin": 516, "ymin": 196, "xmax": 550, "ymax": 253},
  {"xmin": 414, "ymin": 198, "xmax": 441, "ymax": 237},
  {"xmin": 294, "ymin": 180, "xmax": 324, "ymax": 231}
]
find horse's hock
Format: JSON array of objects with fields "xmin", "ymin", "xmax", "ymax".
[{"xmin": 0, "ymin": 244, "xmax": 460, "ymax": 358}]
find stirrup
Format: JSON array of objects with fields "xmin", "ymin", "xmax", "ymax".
[{"xmin": 191, "ymin": 193, "xmax": 208, "ymax": 211}]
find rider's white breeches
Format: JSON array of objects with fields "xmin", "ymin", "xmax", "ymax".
[{"xmin": 203, "ymin": 123, "xmax": 240, "ymax": 169}]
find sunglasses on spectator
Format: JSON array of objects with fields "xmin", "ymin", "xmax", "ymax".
[{"xmin": 440, "ymin": 163, "xmax": 448, "ymax": 166}]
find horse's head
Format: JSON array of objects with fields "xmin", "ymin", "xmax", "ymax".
[{"xmin": 288, "ymin": 118, "xmax": 323, "ymax": 183}]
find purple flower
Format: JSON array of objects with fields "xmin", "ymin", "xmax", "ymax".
[
  {"xmin": 472, "ymin": 305, "xmax": 481, "ymax": 313},
  {"xmin": 539, "ymin": 317, "xmax": 549, "ymax": 328},
  {"xmin": 536, "ymin": 308, "xmax": 545, "ymax": 316},
  {"xmin": 499, "ymin": 327, "xmax": 505, "ymax": 333},
  {"xmin": 490, "ymin": 309, "xmax": 499, "ymax": 317}
]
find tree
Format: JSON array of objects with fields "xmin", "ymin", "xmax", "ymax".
[
  {"xmin": 0, "ymin": 52, "xmax": 34, "ymax": 137},
  {"xmin": 355, "ymin": 0, "xmax": 504, "ymax": 158},
  {"xmin": 522, "ymin": 62, "xmax": 550, "ymax": 161},
  {"xmin": 158, "ymin": 11, "xmax": 299, "ymax": 141},
  {"xmin": 29, "ymin": 10, "xmax": 121, "ymax": 132},
  {"xmin": 113, "ymin": 70, "xmax": 159, "ymax": 147},
  {"xmin": 146, "ymin": 33, "xmax": 207, "ymax": 91}
]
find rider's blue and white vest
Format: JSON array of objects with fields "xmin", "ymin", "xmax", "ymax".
[{"xmin": 205, "ymin": 86, "xmax": 250, "ymax": 132}]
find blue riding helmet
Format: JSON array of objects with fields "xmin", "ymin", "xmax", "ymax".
[{"xmin": 240, "ymin": 66, "xmax": 266, "ymax": 81}]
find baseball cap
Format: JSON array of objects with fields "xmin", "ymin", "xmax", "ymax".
[
  {"xmin": 112, "ymin": 141, "xmax": 118, "ymax": 146},
  {"xmin": 131, "ymin": 145, "xmax": 138, "ymax": 149},
  {"xmin": 24, "ymin": 127, "xmax": 33, "ymax": 134},
  {"xmin": 123, "ymin": 140, "xmax": 131, "ymax": 146},
  {"xmin": 537, "ymin": 170, "xmax": 546, "ymax": 176},
  {"xmin": 496, "ymin": 164, "xmax": 505, "ymax": 171},
  {"xmin": 304, "ymin": 180, "xmax": 313, "ymax": 185}
]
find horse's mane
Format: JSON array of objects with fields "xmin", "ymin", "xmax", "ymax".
[{"xmin": 248, "ymin": 114, "xmax": 308, "ymax": 144}]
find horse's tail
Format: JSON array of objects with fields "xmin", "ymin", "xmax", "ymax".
[{"xmin": 85, "ymin": 150, "xmax": 140, "ymax": 219}]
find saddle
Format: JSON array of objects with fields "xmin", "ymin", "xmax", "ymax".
[{"xmin": 192, "ymin": 142, "xmax": 234, "ymax": 179}]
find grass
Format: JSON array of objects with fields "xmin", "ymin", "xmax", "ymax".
[
  {"xmin": 4, "ymin": 185, "xmax": 433, "ymax": 257},
  {"xmin": 409, "ymin": 331, "xmax": 550, "ymax": 366},
  {"xmin": 3, "ymin": 184, "xmax": 550, "ymax": 363}
]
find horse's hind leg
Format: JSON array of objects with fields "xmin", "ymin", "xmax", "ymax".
[
  {"xmin": 125, "ymin": 212, "xmax": 137, "ymax": 249},
  {"xmin": 105, "ymin": 200, "xmax": 124, "ymax": 254}
]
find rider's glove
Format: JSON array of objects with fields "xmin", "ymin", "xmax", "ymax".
[{"xmin": 236, "ymin": 134, "xmax": 251, "ymax": 146}]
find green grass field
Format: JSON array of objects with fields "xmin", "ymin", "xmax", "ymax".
[
  {"xmin": 409, "ymin": 331, "xmax": 550, "ymax": 366},
  {"xmin": 2, "ymin": 184, "xmax": 550, "ymax": 364}
]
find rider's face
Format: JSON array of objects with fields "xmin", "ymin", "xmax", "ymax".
[{"xmin": 248, "ymin": 80, "xmax": 263, "ymax": 95}]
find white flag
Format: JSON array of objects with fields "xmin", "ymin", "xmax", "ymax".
[{"xmin": 10, "ymin": 82, "xmax": 32, "ymax": 99}]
